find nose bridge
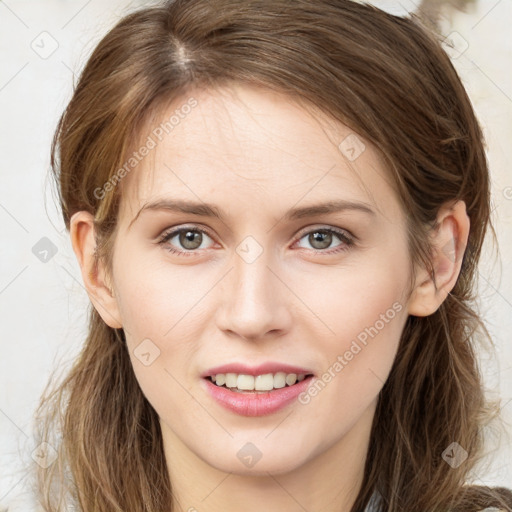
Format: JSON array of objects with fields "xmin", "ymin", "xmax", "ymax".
[
  {"xmin": 233, "ymin": 248, "xmax": 272, "ymax": 303},
  {"xmin": 216, "ymin": 241, "xmax": 289, "ymax": 339}
]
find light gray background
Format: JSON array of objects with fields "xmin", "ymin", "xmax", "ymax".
[{"xmin": 1, "ymin": 1, "xmax": 511, "ymax": 510}]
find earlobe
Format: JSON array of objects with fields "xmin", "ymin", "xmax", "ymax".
[
  {"xmin": 69, "ymin": 211, "xmax": 123, "ymax": 329},
  {"xmin": 407, "ymin": 200, "xmax": 470, "ymax": 317}
]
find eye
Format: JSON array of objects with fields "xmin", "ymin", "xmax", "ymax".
[
  {"xmin": 158, "ymin": 226, "xmax": 215, "ymax": 256},
  {"xmin": 294, "ymin": 227, "xmax": 354, "ymax": 254},
  {"xmin": 157, "ymin": 225, "xmax": 355, "ymax": 257}
]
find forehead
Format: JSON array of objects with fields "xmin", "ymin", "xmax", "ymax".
[{"xmin": 118, "ymin": 83, "xmax": 402, "ymax": 226}]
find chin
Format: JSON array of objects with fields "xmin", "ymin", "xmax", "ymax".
[
  {"xmin": 198, "ymin": 435, "xmax": 315, "ymax": 476},
  {"xmin": 210, "ymin": 453, "xmax": 309, "ymax": 477}
]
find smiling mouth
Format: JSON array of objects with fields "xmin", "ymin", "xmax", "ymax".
[{"xmin": 207, "ymin": 372, "xmax": 314, "ymax": 393}]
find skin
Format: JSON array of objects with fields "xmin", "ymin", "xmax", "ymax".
[{"xmin": 70, "ymin": 83, "xmax": 470, "ymax": 512}]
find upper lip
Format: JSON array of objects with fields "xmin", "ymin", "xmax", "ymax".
[{"xmin": 201, "ymin": 362, "xmax": 315, "ymax": 378}]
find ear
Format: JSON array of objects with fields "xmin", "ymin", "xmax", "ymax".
[
  {"xmin": 69, "ymin": 211, "xmax": 123, "ymax": 329},
  {"xmin": 407, "ymin": 200, "xmax": 470, "ymax": 317}
]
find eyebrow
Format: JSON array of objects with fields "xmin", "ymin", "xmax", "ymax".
[{"xmin": 128, "ymin": 198, "xmax": 375, "ymax": 229}]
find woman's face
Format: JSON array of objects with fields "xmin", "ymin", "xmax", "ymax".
[{"xmin": 106, "ymin": 83, "xmax": 414, "ymax": 475}]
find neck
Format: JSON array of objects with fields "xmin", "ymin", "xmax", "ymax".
[{"xmin": 162, "ymin": 401, "xmax": 376, "ymax": 512}]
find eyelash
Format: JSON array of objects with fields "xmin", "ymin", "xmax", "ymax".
[{"xmin": 157, "ymin": 224, "xmax": 355, "ymax": 257}]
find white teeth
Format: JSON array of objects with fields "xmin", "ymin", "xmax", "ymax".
[
  {"xmin": 237, "ymin": 374, "xmax": 255, "ymax": 390},
  {"xmin": 255, "ymin": 373, "xmax": 274, "ymax": 391},
  {"xmin": 225, "ymin": 373, "xmax": 237, "ymax": 388},
  {"xmin": 273, "ymin": 372, "xmax": 286, "ymax": 389},
  {"xmin": 210, "ymin": 372, "xmax": 309, "ymax": 391},
  {"xmin": 285, "ymin": 373, "xmax": 297, "ymax": 386}
]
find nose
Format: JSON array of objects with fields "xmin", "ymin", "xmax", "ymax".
[{"xmin": 215, "ymin": 250, "xmax": 292, "ymax": 342}]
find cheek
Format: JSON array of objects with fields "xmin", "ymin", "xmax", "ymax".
[
  {"xmin": 294, "ymin": 252, "xmax": 408, "ymax": 352},
  {"xmin": 113, "ymin": 248, "xmax": 201, "ymax": 338},
  {"xmin": 292, "ymin": 251, "xmax": 409, "ymax": 410},
  {"xmin": 112, "ymin": 253, "xmax": 212, "ymax": 406}
]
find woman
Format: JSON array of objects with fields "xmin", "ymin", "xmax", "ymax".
[{"xmin": 35, "ymin": 0, "xmax": 512, "ymax": 510}]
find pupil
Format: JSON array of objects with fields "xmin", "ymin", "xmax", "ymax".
[
  {"xmin": 181, "ymin": 230, "xmax": 201, "ymax": 249},
  {"xmin": 311, "ymin": 231, "xmax": 331, "ymax": 249}
]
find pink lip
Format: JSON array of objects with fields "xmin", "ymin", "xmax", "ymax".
[
  {"xmin": 202, "ymin": 375, "xmax": 314, "ymax": 417},
  {"xmin": 201, "ymin": 362, "xmax": 314, "ymax": 378}
]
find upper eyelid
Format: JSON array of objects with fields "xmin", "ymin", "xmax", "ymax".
[
  {"xmin": 158, "ymin": 223, "xmax": 354, "ymax": 245},
  {"xmin": 159, "ymin": 224, "xmax": 216, "ymax": 241},
  {"xmin": 295, "ymin": 224, "xmax": 353, "ymax": 239}
]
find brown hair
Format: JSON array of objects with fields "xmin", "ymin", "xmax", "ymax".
[{"xmin": 35, "ymin": 0, "xmax": 511, "ymax": 510}]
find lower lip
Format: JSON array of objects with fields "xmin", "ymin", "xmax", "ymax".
[{"xmin": 202, "ymin": 376, "xmax": 314, "ymax": 417}]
